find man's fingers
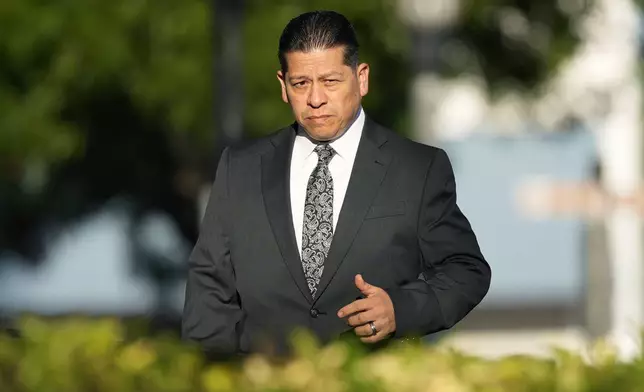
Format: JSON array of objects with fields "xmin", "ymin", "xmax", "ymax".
[
  {"xmin": 354, "ymin": 274, "xmax": 370, "ymax": 291},
  {"xmin": 355, "ymin": 319, "xmax": 385, "ymax": 339},
  {"xmin": 355, "ymin": 274, "xmax": 378, "ymax": 296},
  {"xmin": 346, "ymin": 309, "xmax": 378, "ymax": 327},
  {"xmin": 337, "ymin": 298, "xmax": 372, "ymax": 318}
]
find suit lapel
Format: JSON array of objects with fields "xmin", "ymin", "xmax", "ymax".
[
  {"xmin": 313, "ymin": 118, "xmax": 391, "ymax": 303},
  {"xmin": 262, "ymin": 124, "xmax": 314, "ymax": 304}
]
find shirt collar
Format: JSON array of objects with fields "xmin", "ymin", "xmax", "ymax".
[{"xmin": 330, "ymin": 106, "xmax": 364, "ymax": 160}]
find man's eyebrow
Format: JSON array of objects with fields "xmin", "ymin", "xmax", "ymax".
[
  {"xmin": 287, "ymin": 72, "xmax": 343, "ymax": 82},
  {"xmin": 288, "ymin": 75, "xmax": 309, "ymax": 82},
  {"xmin": 319, "ymin": 72, "xmax": 343, "ymax": 79}
]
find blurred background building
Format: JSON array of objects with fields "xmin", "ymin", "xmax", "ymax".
[{"xmin": 1, "ymin": 0, "xmax": 644, "ymax": 360}]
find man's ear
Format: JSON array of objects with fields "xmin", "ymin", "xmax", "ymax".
[
  {"xmin": 277, "ymin": 70, "xmax": 289, "ymax": 103},
  {"xmin": 357, "ymin": 63, "xmax": 369, "ymax": 97}
]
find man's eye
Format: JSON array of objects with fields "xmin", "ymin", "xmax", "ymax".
[
  {"xmin": 293, "ymin": 81, "xmax": 306, "ymax": 87},
  {"xmin": 325, "ymin": 79, "xmax": 339, "ymax": 84}
]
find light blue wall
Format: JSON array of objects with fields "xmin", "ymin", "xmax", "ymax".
[{"xmin": 441, "ymin": 129, "xmax": 596, "ymax": 307}]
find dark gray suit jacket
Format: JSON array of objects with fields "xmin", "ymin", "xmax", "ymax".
[{"xmin": 182, "ymin": 116, "xmax": 491, "ymax": 358}]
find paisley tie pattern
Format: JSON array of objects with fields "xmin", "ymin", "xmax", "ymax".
[{"xmin": 301, "ymin": 144, "xmax": 335, "ymax": 298}]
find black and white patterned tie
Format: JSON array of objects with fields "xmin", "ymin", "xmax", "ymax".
[{"xmin": 301, "ymin": 143, "xmax": 336, "ymax": 298}]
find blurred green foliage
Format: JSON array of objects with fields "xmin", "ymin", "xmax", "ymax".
[
  {"xmin": 0, "ymin": 0, "xmax": 410, "ymax": 258},
  {"xmin": 0, "ymin": 0, "xmax": 587, "ymax": 258},
  {"xmin": 451, "ymin": 0, "xmax": 589, "ymax": 96},
  {"xmin": 0, "ymin": 0, "xmax": 587, "ymax": 175},
  {"xmin": 0, "ymin": 0, "xmax": 213, "ymax": 176},
  {"xmin": 0, "ymin": 0, "xmax": 409, "ymax": 177},
  {"xmin": 2, "ymin": 316, "xmax": 644, "ymax": 391}
]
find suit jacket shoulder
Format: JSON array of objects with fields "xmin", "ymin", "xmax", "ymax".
[
  {"xmin": 225, "ymin": 123, "xmax": 296, "ymax": 160},
  {"xmin": 369, "ymin": 119, "xmax": 447, "ymax": 170}
]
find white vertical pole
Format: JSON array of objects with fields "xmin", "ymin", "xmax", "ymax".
[
  {"xmin": 398, "ymin": 0, "xmax": 461, "ymax": 144},
  {"xmin": 595, "ymin": 0, "xmax": 643, "ymax": 360}
]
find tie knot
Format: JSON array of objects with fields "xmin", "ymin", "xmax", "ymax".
[{"xmin": 314, "ymin": 144, "xmax": 335, "ymax": 166}]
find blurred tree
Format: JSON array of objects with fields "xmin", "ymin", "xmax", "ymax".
[
  {"xmin": 0, "ymin": 0, "xmax": 410, "ymax": 261},
  {"xmin": 449, "ymin": 0, "xmax": 589, "ymax": 96},
  {"xmin": 0, "ymin": 0, "xmax": 214, "ymax": 179},
  {"xmin": 0, "ymin": 0, "xmax": 213, "ymax": 259},
  {"xmin": 0, "ymin": 0, "xmax": 587, "ymax": 261}
]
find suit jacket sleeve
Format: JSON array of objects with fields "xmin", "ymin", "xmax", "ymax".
[
  {"xmin": 181, "ymin": 147, "xmax": 243, "ymax": 356},
  {"xmin": 385, "ymin": 148, "xmax": 491, "ymax": 337}
]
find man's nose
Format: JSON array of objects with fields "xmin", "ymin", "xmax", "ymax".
[{"xmin": 307, "ymin": 83, "xmax": 327, "ymax": 108}]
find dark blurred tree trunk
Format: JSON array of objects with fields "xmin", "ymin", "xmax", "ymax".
[{"xmin": 212, "ymin": 0, "xmax": 245, "ymax": 174}]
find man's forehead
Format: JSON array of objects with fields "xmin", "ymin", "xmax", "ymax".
[
  {"xmin": 285, "ymin": 47, "xmax": 347, "ymax": 65},
  {"xmin": 286, "ymin": 59, "xmax": 351, "ymax": 79}
]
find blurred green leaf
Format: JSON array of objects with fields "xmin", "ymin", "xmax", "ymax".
[
  {"xmin": 4, "ymin": 316, "xmax": 644, "ymax": 391},
  {"xmin": 0, "ymin": 0, "xmax": 213, "ymax": 175}
]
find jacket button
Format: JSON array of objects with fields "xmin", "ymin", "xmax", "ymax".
[{"xmin": 310, "ymin": 308, "xmax": 319, "ymax": 318}]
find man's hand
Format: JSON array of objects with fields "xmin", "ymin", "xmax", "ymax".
[{"xmin": 337, "ymin": 274, "xmax": 396, "ymax": 343}]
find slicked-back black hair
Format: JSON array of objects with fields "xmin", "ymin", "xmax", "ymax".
[{"xmin": 278, "ymin": 10, "xmax": 359, "ymax": 73}]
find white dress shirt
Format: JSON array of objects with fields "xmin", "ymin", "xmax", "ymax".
[{"xmin": 290, "ymin": 107, "xmax": 365, "ymax": 256}]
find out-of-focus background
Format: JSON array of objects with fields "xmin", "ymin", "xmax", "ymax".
[{"xmin": 1, "ymin": 0, "xmax": 643, "ymax": 360}]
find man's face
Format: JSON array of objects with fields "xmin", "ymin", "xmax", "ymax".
[{"xmin": 277, "ymin": 46, "xmax": 369, "ymax": 141}]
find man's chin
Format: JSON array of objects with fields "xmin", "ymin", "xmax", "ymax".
[{"xmin": 303, "ymin": 126, "xmax": 344, "ymax": 142}]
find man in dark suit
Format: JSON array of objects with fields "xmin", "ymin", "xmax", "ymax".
[{"xmin": 182, "ymin": 10, "xmax": 491, "ymax": 358}]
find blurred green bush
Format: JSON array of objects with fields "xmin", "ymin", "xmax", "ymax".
[
  {"xmin": 2, "ymin": 316, "xmax": 644, "ymax": 392},
  {"xmin": 0, "ymin": 1, "xmax": 411, "ymax": 256},
  {"xmin": 0, "ymin": 0, "xmax": 409, "ymax": 175}
]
